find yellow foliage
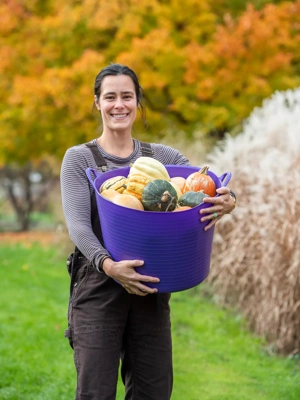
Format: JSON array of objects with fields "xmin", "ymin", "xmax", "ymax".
[{"xmin": 1, "ymin": 0, "xmax": 300, "ymax": 167}]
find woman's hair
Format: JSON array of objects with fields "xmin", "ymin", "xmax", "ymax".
[{"xmin": 94, "ymin": 63, "xmax": 146, "ymax": 124}]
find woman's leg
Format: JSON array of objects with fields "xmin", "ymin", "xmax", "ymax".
[
  {"xmin": 68, "ymin": 261, "xmax": 130, "ymax": 400},
  {"xmin": 121, "ymin": 293, "xmax": 173, "ymax": 400}
]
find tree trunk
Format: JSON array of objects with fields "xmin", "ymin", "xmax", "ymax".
[{"xmin": 0, "ymin": 162, "xmax": 56, "ymax": 232}]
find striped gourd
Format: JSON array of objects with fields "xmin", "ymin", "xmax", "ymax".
[{"xmin": 100, "ymin": 176, "xmax": 127, "ymax": 194}]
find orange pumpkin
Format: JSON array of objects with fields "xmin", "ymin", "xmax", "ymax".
[
  {"xmin": 113, "ymin": 193, "xmax": 144, "ymax": 211},
  {"xmin": 101, "ymin": 189, "xmax": 144, "ymax": 210},
  {"xmin": 173, "ymin": 206, "xmax": 192, "ymax": 212},
  {"xmin": 183, "ymin": 166, "xmax": 216, "ymax": 197}
]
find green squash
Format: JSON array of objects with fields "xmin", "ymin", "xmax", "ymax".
[
  {"xmin": 142, "ymin": 179, "xmax": 178, "ymax": 212},
  {"xmin": 178, "ymin": 190, "xmax": 209, "ymax": 208}
]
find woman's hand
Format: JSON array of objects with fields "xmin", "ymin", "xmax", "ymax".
[
  {"xmin": 102, "ymin": 258, "xmax": 160, "ymax": 296},
  {"xmin": 200, "ymin": 187, "xmax": 235, "ymax": 231}
]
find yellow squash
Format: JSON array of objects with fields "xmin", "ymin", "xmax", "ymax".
[
  {"xmin": 129, "ymin": 157, "xmax": 170, "ymax": 182},
  {"xmin": 123, "ymin": 174, "xmax": 150, "ymax": 201}
]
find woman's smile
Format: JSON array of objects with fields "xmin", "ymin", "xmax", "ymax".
[{"xmin": 110, "ymin": 113, "xmax": 129, "ymax": 119}]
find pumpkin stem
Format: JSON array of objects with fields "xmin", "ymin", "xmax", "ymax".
[
  {"xmin": 198, "ymin": 166, "xmax": 209, "ymax": 175},
  {"xmin": 161, "ymin": 191, "xmax": 171, "ymax": 203}
]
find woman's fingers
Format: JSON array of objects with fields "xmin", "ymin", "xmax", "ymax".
[
  {"xmin": 107, "ymin": 259, "xmax": 160, "ymax": 296},
  {"xmin": 198, "ymin": 186, "xmax": 235, "ymax": 230}
]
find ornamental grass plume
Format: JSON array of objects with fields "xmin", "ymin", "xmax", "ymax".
[{"xmin": 207, "ymin": 87, "xmax": 300, "ymax": 355}]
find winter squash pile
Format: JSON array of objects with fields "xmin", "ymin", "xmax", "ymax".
[{"xmin": 99, "ymin": 157, "xmax": 216, "ymax": 212}]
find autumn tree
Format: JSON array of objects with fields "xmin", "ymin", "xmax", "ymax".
[{"xmin": 1, "ymin": 0, "xmax": 300, "ymax": 229}]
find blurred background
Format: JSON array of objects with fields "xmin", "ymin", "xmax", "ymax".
[{"xmin": 0, "ymin": 1, "xmax": 299, "ymax": 394}]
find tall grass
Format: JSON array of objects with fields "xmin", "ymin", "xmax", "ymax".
[
  {"xmin": 0, "ymin": 242, "xmax": 299, "ymax": 399},
  {"xmin": 207, "ymin": 87, "xmax": 300, "ymax": 354}
]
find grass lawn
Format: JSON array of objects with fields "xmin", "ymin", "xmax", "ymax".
[{"xmin": 0, "ymin": 243, "xmax": 299, "ymax": 399}]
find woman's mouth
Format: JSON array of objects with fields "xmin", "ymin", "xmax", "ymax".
[{"xmin": 111, "ymin": 113, "xmax": 128, "ymax": 119}]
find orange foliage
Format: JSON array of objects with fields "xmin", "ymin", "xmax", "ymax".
[{"xmin": 1, "ymin": 0, "xmax": 300, "ymax": 167}]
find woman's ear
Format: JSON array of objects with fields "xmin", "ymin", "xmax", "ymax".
[{"xmin": 94, "ymin": 95, "xmax": 100, "ymax": 111}]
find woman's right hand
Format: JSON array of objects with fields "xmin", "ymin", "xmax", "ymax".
[{"xmin": 102, "ymin": 258, "xmax": 160, "ymax": 296}]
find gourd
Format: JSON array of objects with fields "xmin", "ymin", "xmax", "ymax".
[
  {"xmin": 170, "ymin": 181, "xmax": 182, "ymax": 199},
  {"xmin": 101, "ymin": 189, "xmax": 119, "ymax": 202},
  {"xmin": 100, "ymin": 176, "xmax": 127, "ymax": 193},
  {"xmin": 101, "ymin": 189, "xmax": 144, "ymax": 210},
  {"xmin": 170, "ymin": 176, "xmax": 186, "ymax": 193},
  {"xmin": 129, "ymin": 157, "xmax": 170, "ymax": 182},
  {"xmin": 123, "ymin": 174, "xmax": 150, "ymax": 201},
  {"xmin": 178, "ymin": 191, "xmax": 209, "ymax": 208},
  {"xmin": 142, "ymin": 179, "xmax": 178, "ymax": 212},
  {"xmin": 112, "ymin": 193, "xmax": 144, "ymax": 211},
  {"xmin": 184, "ymin": 166, "xmax": 216, "ymax": 197},
  {"xmin": 173, "ymin": 206, "xmax": 192, "ymax": 212}
]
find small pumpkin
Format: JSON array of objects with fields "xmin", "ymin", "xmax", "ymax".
[
  {"xmin": 173, "ymin": 206, "xmax": 192, "ymax": 212},
  {"xmin": 170, "ymin": 181, "xmax": 182, "ymax": 199},
  {"xmin": 142, "ymin": 179, "xmax": 178, "ymax": 212},
  {"xmin": 170, "ymin": 176, "xmax": 186, "ymax": 193},
  {"xmin": 123, "ymin": 174, "xmax": 150, "ymax": 201},
  {"xmin": 112, "ymin": 193, "xmax": 144, "ymax": 211},
  {"xmin": 101, "ymin": 189, "xmax": 144, "ymax": 210},
  {"xmin": 100, "ymin": 176, "xmax": 127, "ymax": 193},
  {"xmin": 101, "ymin": 188, "xmax": 119, "ymax": 202},
  {"xmin": 183, "ymin": 166, "xmax": 216, "ymax": 197},
  {"xmin": 129, "ymin": 157, "xmax": 170, "ymax": 182},
  {"xmin": 178, "ymin": 191, "xmax": 209, "ymax": 208}
]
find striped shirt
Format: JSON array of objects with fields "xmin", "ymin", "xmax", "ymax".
[{"xmin": 60, "ymin": 138, "xmax": 190, "ymax": 269}]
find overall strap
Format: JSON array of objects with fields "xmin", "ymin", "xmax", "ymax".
[
  {"xmin": 85, "ymin": 142, "xmax": 108, "ymax": 171},
  {"xmin": 85, "ymin": 141, "xmax": 154, "ymax": 167},
  {"xmin": 140, "ymin": 141, "xmax": 154, "ymax": 157}
]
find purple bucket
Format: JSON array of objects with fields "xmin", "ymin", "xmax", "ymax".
[{"xmin": 86, "ymin": 165, "xmax": 231, "ymax": 293}]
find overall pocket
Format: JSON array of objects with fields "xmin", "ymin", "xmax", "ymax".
[{"xmin": 65, "ymin": 254, "xmax": 91, "ymax": 349}]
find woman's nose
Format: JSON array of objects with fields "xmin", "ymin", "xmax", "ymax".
[{"xmin": 114, "ymin": 96, "xmax": 124, "ymax": 108}]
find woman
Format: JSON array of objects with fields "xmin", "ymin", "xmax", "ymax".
[{"xmin": 60, "ymin": 63, "xmax": 236, "ymax": 400}]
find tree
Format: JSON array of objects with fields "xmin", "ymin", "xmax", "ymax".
[{"xmin": 1, "ymin": 0, "xmax": 300, "ymax": 229}]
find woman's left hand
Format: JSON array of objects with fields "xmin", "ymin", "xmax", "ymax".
[{"xmin": 200, "ymin": 187, "xmax": 235, "ymax": 231}]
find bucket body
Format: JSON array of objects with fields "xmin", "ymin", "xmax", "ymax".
[{"xmin": 87, "ymin": 165, "xmax": 231, "ymax": 293}]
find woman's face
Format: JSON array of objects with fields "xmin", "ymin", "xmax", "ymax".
[{"xmin": 95, "ymin": 74, "xmax": 138, "ymax": 135}]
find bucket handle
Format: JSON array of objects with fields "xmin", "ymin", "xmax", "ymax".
[
  {"xmin": 86, "ymin": 167, "xmax": 100, "ymax": 187},
  {"xmin": 218, "ymin": 172, "xmax": 232, "ymax": 187}
]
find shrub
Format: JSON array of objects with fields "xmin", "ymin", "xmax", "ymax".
[{"xmin": 207, "ymin": 87, "xmax": 300, "ymax": 355}]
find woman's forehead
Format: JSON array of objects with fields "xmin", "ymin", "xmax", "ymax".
[{"xmin": 101, "ymin": 75, "xmax": 135, "ymax": 93}]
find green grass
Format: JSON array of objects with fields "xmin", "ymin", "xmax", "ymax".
[{"xmin": 0, "ymin": 244, "xmax": 299, "ymax": 400}]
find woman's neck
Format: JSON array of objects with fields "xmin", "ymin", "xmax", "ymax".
[{"xmin": 97, "ymin": 133, "xmax": 134, "ymax": 158}]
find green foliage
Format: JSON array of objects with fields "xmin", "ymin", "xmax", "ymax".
[
  {"xmin": 210, "ymin": 0, "xmax": 285, "ymax": 18},
  {"xmin": 0, "ymin": 243, "xmax": 299, "ymax": 399}
]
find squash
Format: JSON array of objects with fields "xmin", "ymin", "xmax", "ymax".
[
  {"xmin": 178, "ymin": 191, "xmax": 209, "ymax": 208},
  {"xmin": 123, "ymin": 174, "xmax": 150, "ymax": 201},
  {"xmin": 100, "ymin": 176, "xmax": 127, "ymax": 193},
  {"xmin": 129, "ymin": 157, "xmax": 170, "ymax": 182},
  {"xmin": 170, "ymin": 176, "xmax": 186, "ymax": 193},
  {"xmin": 101, "ymin": 189, "xmax": 144, "ymax": 210},
  {"xmin": 101, "ymin": 188, "xmax": 119, "ymax": 202},
  {"xmin": 142, "ymin": 179, "xmax": 178, "ymax": 212},
  {"xmin": 170, "ymin": 181, "xmax": 182, "ymax": 199},
  {"xmin": 112, "ymin": 193, "xmax": 144, "ymax": 211},
  {"xmin": 184, "ymin": 166, "xmax": 216, "ymax": 197},
  {"xmin": 173, "ymin": 206, "xmax": 192, "ymax": 212}
]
